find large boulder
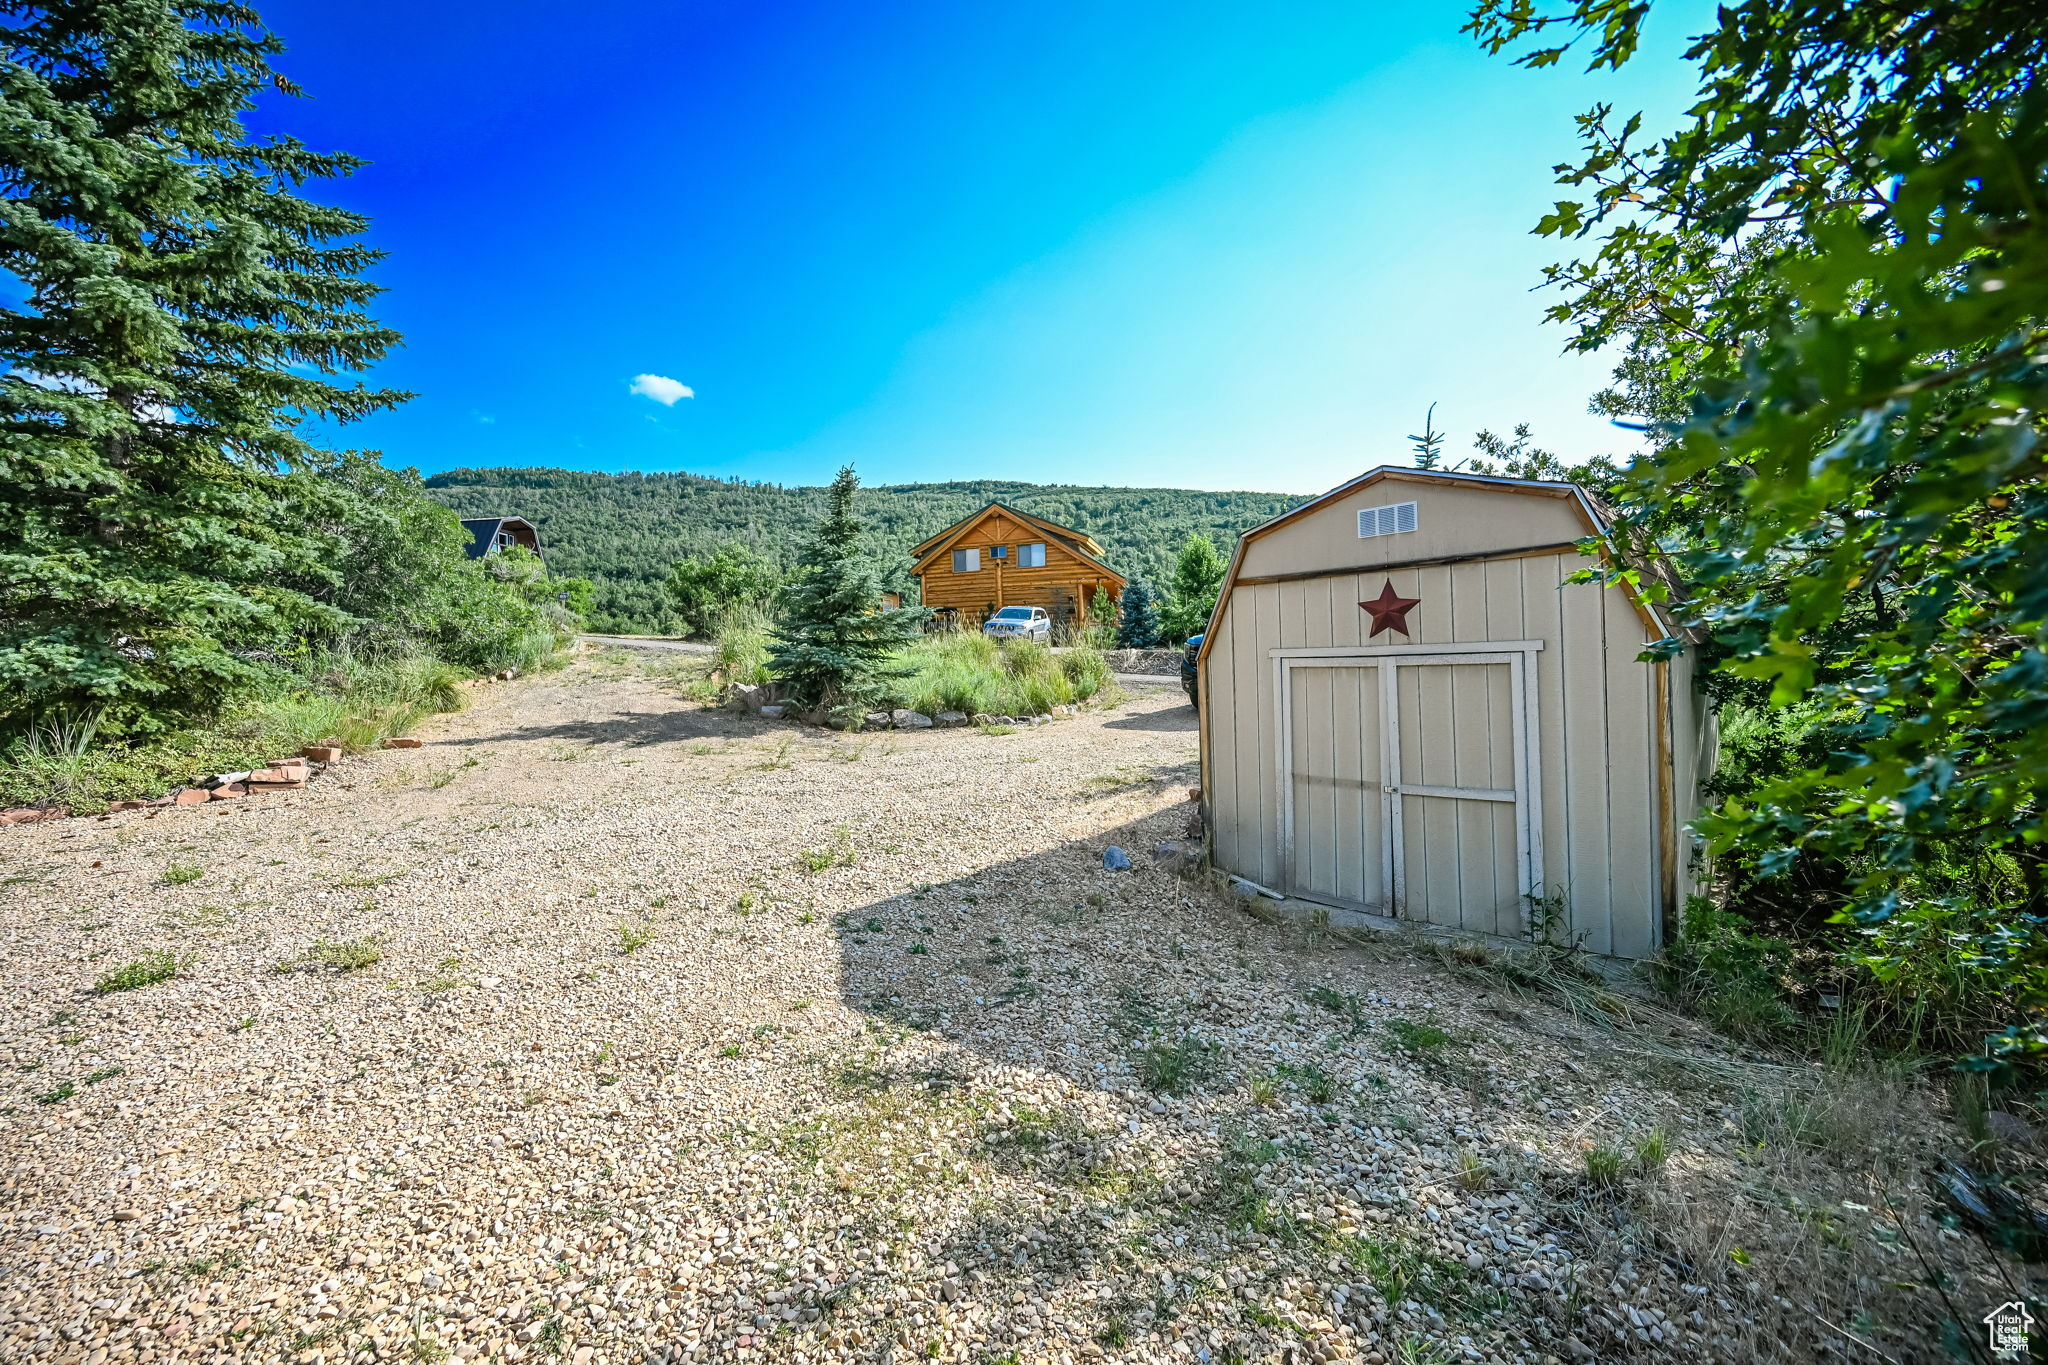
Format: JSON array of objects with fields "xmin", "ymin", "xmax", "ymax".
[
  {"xmin": 891, "ymin": 709, "xmax": 934, "ymax": 729},
  {"xmin": 935, "ymin": 711, "xmax": 968, "ymax": 727},
  {"xmin": 863, "ymin": 711, "xmax": 893, "ymax": 729}
]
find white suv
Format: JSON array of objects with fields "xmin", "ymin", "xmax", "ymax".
[{"xmin": 983, "ymin": 605, "xmax": 1052, "ymax": 642}]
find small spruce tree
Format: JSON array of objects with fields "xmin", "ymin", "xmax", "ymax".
[
  {"xmin": 768, "ymin": 465, "xmax": 926, "ymax": 716},
  {"xmin": 1115, "ymin": 580, "xmax": 1162, "ymax": 649},
  {"xmin": 1407, "ymin": 402, "xmax": 1446, "ymax": 470}
]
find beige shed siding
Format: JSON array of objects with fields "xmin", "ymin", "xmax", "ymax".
[
  {"xmin": 1202, "ymin": 474, "xmax": 1683, "ymax": 958},
  {"xmin": 1237, "ymin": 479, "xmax": 1586, "ymax": 579}
]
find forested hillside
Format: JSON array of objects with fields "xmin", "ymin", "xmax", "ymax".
[{"xmin": 423, "ymin": 468, "xmax": 1311, "ymax": 634}]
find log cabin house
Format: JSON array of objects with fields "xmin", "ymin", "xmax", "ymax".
[{"xmin": 910, "ymin": 504, "xmax": 1127, "ymax": 627}]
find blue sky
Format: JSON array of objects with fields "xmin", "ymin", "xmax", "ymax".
[{"xmin": 253, "ymin": 0, "xmax": 1703, "ymax": 495}]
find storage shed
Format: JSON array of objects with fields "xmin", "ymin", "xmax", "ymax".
[{"xmin": 1195, "ymin": 467, "xmax": 1711, "ymax": 959}]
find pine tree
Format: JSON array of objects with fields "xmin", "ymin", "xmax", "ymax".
[
  {"xmin": 1159, "ymin": 533, "xmax": 1228, "ymax": 643},
  {"xmin": 0, "ymin": 2, "xmax": 407, "ymax": 733},
  {"xmin": 768, "ymin": 465, "xmax": 926, "ymax": 715},
  {"xmin": 1407, "ymin": 402, "xmax": 1445, "ymax": 470},
  {"xmin": 1114, "ymin": 580, "xmax": 1161, "ymax": 649}
]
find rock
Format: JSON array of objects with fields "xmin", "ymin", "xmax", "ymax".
[
  {"xmin": 302, "ymin": 746, "xmax": 342, "ymax": 762},
  {"xmin": 2, "ymin": 807, "xmax": 61, "ymax": 824},
  {"xmin": 997, "ymin": 716, "xmax": 1017, "ymax": 726},
  {"xmin": 1151, "ymin": 840, "xmax": 1200, "ymax": 876},
  {"xmin": 758, "ymin": 705, "xmax": 787, "ymax": 719},
  {"xmin": 209, "ymin": 783, "xmax": 249, "ymax": 801},
  {"xmin": 497, "ymin": 668, "xmax": 519, "ymax": 681},
  {"xmin": 106, "ymin": 800, "xmax": 147, "ymax": 813},
  {"xmin": 935, "ymin": 711, "xmax": 968, "ymax": 727},
  {"xmin": 1989, "ymin": 1111, "xmax": 2037, "ymax": 1147},
  {"xmin": 1103, "ymin": 846, "xmax": 1131, "ymax": 871},
  {"xmin": 1566, "ymin": 1337, "xmax": 1597, "ymax": 1361},
  {"xmin": 381, "ymin": 737, "xmax": 423, "ymax": 750},
  {"xmin": 899, "ymin": 711, "xmax": 935, "ymax": 729},
  {"xmin": 731, "ymin": 684, "xmax": 763, "ymax": 712},
  {"xmin": 971, "ymin": 714, "xmax": 994, "ymax": 726},
  {"xmin": 172, "ymin": 788, "xmax": 212, "ymax": 806},
  {"xmin": 863, "ymin": 712, "xmax": 893, "ymax": 729}
]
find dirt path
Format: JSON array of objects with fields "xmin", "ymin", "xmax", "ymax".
[{"xmin": 0, "ymin": 653, "xmax": 2016, "ymax": 1364}]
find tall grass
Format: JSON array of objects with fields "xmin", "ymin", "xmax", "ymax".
[
  {"xmin": 712, "ymin": 607, "xmax": 772, "ymax": 688},
  {"xmin": 0, "ymin": 646, "xmax": 476, "ymax": 814},
  {"xmin": 892, "ymin": 633, "xmax": 1116, "ymax": 718}
]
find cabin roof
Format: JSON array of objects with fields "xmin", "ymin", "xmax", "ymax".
[
  {"xmin": 458, "ymin": 515, "xmax": 541, "ymax": 559},
  {"xmin": 910, "ymin": 502, "xmax": 1105, "ymax": 559},
  {"xmin": 909, "ymin": 502, "xmax": 1127, "ymax": 586}
]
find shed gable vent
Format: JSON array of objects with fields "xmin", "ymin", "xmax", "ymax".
[{"xmin": 1357, "ymin": 501, "xmax": 1419, "ymax": 539}]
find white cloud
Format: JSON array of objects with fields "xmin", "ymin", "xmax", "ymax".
[{"xmin": 629, "ymin": 374, "xmax": 694, "ymax": 406}]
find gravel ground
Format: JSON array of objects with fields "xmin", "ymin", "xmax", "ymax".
[{"xmin": 0, "ymin": 650, "xmax": 2031, "ymax": 1364}]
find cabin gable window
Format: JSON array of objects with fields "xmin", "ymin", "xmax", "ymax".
[
  {"xmin": 991, "ymin": 545, "xmax": 1009, "ymax": 560},
  {"xmin": 1020, "ymin": 542, "xmax": 1047, "ymax": 568},
  {"xmin": 952, "ymin": 548, "xmax": 981, "ymax": 573}
]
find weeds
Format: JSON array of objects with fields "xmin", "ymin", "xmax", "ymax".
[
  {"xmin": 618, "ymin": 921, "xmax": 655, "ymax": 954},
  {"xmin": 95, "ymin": 950, "xmax": 182, "ymax": 994},
  {"xmin": 161, "ymin": 862, "xmax": 204, "ymax": 886},
  {"xmin": 1385, "ymin": 1018, "xmax": 1453, "ymax": 1055},
  {"xmin": 276, "ymin": 937, "xmax": 382, "ymax": 974},
  {"xmin": 799, "ymin": 825, "xmax": 857, "ymax": 874},
  {"xmin": 1303, "ymin": 985, "xmax": 1372, "ymax": 1037},
  {"xmin": 1137, "ymin": 1033, "xmax": 1214, "ymax": 1095}
]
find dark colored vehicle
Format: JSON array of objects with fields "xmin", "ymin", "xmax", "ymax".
[{"xmin": 1181, "ymin": 633, "xmax": 1204, "ymax": 711}]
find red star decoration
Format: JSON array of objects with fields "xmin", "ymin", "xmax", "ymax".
[{"xmin": 1360, "ymin": 579, "xmax": 1421, "ymax": 637}]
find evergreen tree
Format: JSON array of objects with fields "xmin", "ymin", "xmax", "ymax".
[
  {"xmin": 1407, "ymin": 402, "xmax": 1446, "ymax": 470},
  {"xmin": 768, "ymin": 465, "xmax": 926, "ymax": 714},
  {"xmin": 1159, "ymin": 533, "xmax": 1228, "ymax": 643},
  {"xmin": 0, "ymin": 1, "xmax": 406, "ymax": 733},
  {"xmin": 1114, "ymin": 580, "xmax": 1161, "ymax": 649}
]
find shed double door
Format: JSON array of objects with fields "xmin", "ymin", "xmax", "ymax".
[{"xmin": 1281, "ymin": 651, "xmax": 1539, "ymax": 939}]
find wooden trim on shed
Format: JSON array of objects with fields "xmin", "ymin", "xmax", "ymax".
[
  {"xmin": 1654, "ymin": 657, "xmax": 1678, "ymax": 948},
  {"xmin": 1230, "ymin": 540, "xmax": 1582, "ymax": 588}
]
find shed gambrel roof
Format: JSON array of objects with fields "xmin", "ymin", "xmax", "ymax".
[
  {"xmin": 1195, "ymin": 466, "xmax": 1678, "ymax": 668},
  {"xmin": 909, "ymin": 502, "xmax": 1127, "ymax": 586}
]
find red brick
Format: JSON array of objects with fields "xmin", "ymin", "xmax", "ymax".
[
  {"xmin": 173, "ymin": 788, "xmax": 211, "ymax": 806},
  {"xmin": 381, "ymin": 737, "xmax": 423, "ymax": 749},
  {"xmin": 246, "ymin": 780, "xmax": 305, "ymax": 793},
  {"xmin": 107, "ymin": 800, "xmax": 147, "ymax": 812},
  {"xmin": 209, "ymin": 782, "xmax": 248, "ymax": 801},
  {"xmin": 302, "ymin": 745, "xmax": 341, "ymax": 763}
]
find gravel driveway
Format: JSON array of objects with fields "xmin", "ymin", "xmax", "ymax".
[{"xmin": 0, "ymin": 651, "xmax": 2015, "ymax": 1363}]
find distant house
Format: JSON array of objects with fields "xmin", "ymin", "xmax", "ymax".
[
  {"xmin": 911, "ymin": 503, "xmax": 1126, "ymax": 626},
  {"xmin": 459, "ymin": 516, "xmax": 543, "ymax": 560}
]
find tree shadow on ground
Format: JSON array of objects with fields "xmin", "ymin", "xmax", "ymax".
[
  {"xmin": 1098, "ymin": 702, "xmax": 1197, "ymax": 733},
  {"xmin": 442, "ymin": 704, "xmax": 785, "ymax": 751}
]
